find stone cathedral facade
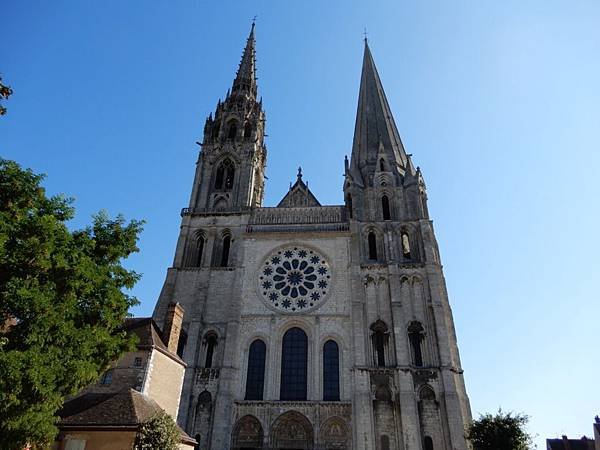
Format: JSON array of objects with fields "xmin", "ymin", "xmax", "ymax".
[{"xmin": 152, "ymin": 24, "xmax": 472, "ymax": 450}]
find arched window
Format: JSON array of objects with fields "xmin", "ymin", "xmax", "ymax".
[
  {"xmin": 370, "ymin": 320, "xmax": 388, "ymax": 367},
  {"xmin": 220, "ymin": 235, "xmax": 231, "ymax": 267},
  {"xmin": 401, "ymin": 231, "xmax": 411, "ymax": 259},
  {"xmin": 195, "ymin": 235, "xmax": 205, "ymax": 267},
  {"xmin": 379, "ymin": 159, "xmax": 386, "ymax": 171},
  {"xmin": 368, "ymin": 231, "xmax": 378, "ymax": 260},
  {"xmin": 245, "ymin": 340, "xmax": 266, "ymax": 400},
  {"xmin": 382, "ymin": 195, "xmax": 391, "ymax": 220},
  {"xmin": 227, "ymin": 121, "xmax": 237, "ymax": 140},
  {"xmin": 408, "ymin": 321, "xmax": 425, "ymax": 367},
  {"xmin": 280, "ymin": 327, "xmax": 308, "ymax": 401},
  {"xmin": 323, "ymin": 340, "xmax": 340, "ymax": 401},
  {"xmin": 244, "ymin": 122, "xmax": 253, "ymax": 139},
  {"xmin": 424, "ymin": 436, "xmax": 434, "ymax": 450},
  {"xmin": 204, "ymin": 333, "xmax": 218, "ymax": 368},
  {"xmin": 214, "ymin": 158, "xmax": 235, "ymax": 191}
]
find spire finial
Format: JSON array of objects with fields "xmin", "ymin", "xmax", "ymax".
[
  {"xmin": 363, "ymin": 27, "xmax": 368, "ymax": 44},
  {"xmin": 297, "ymin": 166, "xmax": 303, "ymax": 180}
]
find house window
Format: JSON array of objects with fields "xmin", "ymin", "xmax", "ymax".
[
  {"xmin": 323, "ymin": 340, "xmax": 340, "ymax": 401},
  {"xmin": 382, "ymin": 195, "xmax": 391, "ymax": 220},
  {"xmin": 100, "ymin": 369, "xmax": 113, "ymax": 385},
  {"xmin": 280, "ymin": 327, "xmax": 308, "ymax": 401},
  {"xmin": 245, "ymin": 339, "xmax": 266, "ymax": 400},
  {"xmin": 133, "ymin": 357, "xmax": 143, "ymax": 367},
  {"xmin": 64, "ymin": 438, "xmax": 87, "ymax": 450}
]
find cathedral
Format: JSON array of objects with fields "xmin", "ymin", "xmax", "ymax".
[{"xmin": 152, "ymin": 23, "xmax": 472, "ymax": 450}]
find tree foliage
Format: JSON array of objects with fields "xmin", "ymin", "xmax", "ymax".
[
  {"xmin": 0, "ymin": 159, "xmax": 143, "ymax": 449},
  {"xmin": 0, "ymin": 75, "xmax": 12, "ymax": 115},
  {"xmin": 133, "ymin": 411, "xmax": 180, "ymax": 450},
  {"xmin": 466, "ymin": 409, "xmax": 535, "ymax": 450}
]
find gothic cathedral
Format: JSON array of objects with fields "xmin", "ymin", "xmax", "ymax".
[{"xmin": 152, "ymin": 24, "xmax": 472, "ymax": 450}]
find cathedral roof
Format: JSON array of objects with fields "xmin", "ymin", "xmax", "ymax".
[
  {"xmin": 277, "ymin": 167, "xmax": 321, "ymax": 208},
  {"xmin": 349, "ymin": 40, "xmax": 409, "ymax": 185}
]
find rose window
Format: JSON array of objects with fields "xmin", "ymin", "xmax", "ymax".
[{"xmin": 258, "ymin": 246, "xmax": 331, "ymax": 313}]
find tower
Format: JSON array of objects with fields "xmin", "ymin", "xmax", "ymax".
[
  {"xmin": 189, "ymin": 22, "xmax": 266, "ymax": 212},
  {"xmin": 153, "ymin": 27, "xmax": 471, "ymax": 450}
]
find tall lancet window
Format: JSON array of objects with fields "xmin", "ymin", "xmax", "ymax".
[
  {"xmin": 370, "ymin": 320, "xmax": 389, "ymax": 367},
  {"xmin": 368, "ymin": 231, "xmax": 378, "ymax": 260},
  {"xmin": 220, "ymin": 234, "xmax": 231, "ymax": 267},
  {"xmin": 244, "ymin": 122, "xmax": 253, "ymax": 140},
  {"xmin": 424, "ymin": 437, "xmax": 434, "ymax": 450},
  {"xmin": 408, "ymin": 321, "xmax": 425, "ymax": 367},
  {"xmin": 214, "ymin": 158, "xmax": 235, "ymax": 191},
  {"xmin": 382, "ymin": 195, "xmax": 391, "ymax": 220},
  {"xmin": 401, "ymin": 231, "xmax": 411, "ymax": 259},
  {"xmin": 280, "ymin": 327, "xmax": 308, "ymax": 401},
  {"xmin": 245, "ymin": 339, "xmax": 266, "ymax": 400},
  {"xmin": 227, "ymin": 121, "xmax": 237, "ymax": 140},
  {"xmin": 204, "ymin": 333, "xmax": 218, "ymax": 368},
  {"xmin": 323, "ymin": 340, "xmax": 340, "ymax": 401}
]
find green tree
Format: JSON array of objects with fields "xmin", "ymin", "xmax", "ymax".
[
  {"xmin": 0, "ymin": 159, "xmax": 143, "ymax": 449},
  {"xmin": 466, "ymin": 409, "xmax": 535, "ymax": 450},
  {"xmin": 133, "ymin": 411, "xmax": 180, "ymax": 450},
  {"xmin": 0, "ymin": 75, "xmax": 12, "ymax": 115}
]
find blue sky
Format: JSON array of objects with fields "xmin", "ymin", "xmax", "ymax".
[{"xmin": 2, "ymin": 0, "xmax": 599, "ymax": 447}]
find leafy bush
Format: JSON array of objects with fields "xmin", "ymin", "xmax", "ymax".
[{"xmin": 134, "ymin": 411, "xmax": 181, "ymax": 450}]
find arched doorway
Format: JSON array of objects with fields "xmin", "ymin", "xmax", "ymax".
[
  {"xmin": 319, "ymin": 416, "xmax": 350, "ymax": 449},
  {"xmin": 270, "ymin": 411, "xmax": 314, "ymax": 450},
  {"xmin": 231, "ymin": 415, "xmax": 263, "ymax": 449}
]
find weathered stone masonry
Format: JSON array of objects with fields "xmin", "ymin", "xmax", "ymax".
[{"xmin": 153, "ymin": 24, "xmax": 472, "ymax": 450}]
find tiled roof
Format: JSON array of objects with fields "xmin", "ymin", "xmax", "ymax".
[
  {"xmin": 122, "ymin": 317, "xmax": 168, "ymax": 352},
  {"xmin": 58, "ymin": 389, "xmax": 196, "ymax": 444},
  {"xmin": 121, "ymin": 317, "xmax": 184, "ymax": 365},
  {"xmin": 60, "ymin": 389, "xmax": 162, "ymax": 426}
]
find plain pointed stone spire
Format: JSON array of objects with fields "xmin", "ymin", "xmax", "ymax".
[
  {"xmin": 349, "ymin": 39, "xmax": 408, "ymax": 185},
  {"xmin": 232, "ymin": 22, "xmax": 257, "ymax": 97}
]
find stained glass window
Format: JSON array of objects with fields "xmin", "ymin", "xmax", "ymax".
[
  {"xmin": 245, "ymin": 339, "xmax": 266, "ymax": 400},
  {"xmin": 280, "ymin": 327, "xmax": 308, "ymax": 401},
  {"xmin": 323, "ymin": 340, "xmax": 340, "ymax": 401}
]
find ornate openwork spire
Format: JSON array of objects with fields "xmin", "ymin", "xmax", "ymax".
[
  {"xmin": 232, "ymin": 22, "xmax": 257, "ymax": 97},
  {"xmin": 349, "ymin": 40, "xmax": 408, "ymax": 185}
]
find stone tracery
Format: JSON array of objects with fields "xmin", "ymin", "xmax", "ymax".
[{"xmin": 258, "ymin": 246, "xmax": 331, "ymax": 313}]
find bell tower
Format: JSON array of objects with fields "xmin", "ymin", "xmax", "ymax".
[{"xmin": 189, "ymin": 23, "xmax": 266, "ymax": 212}]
